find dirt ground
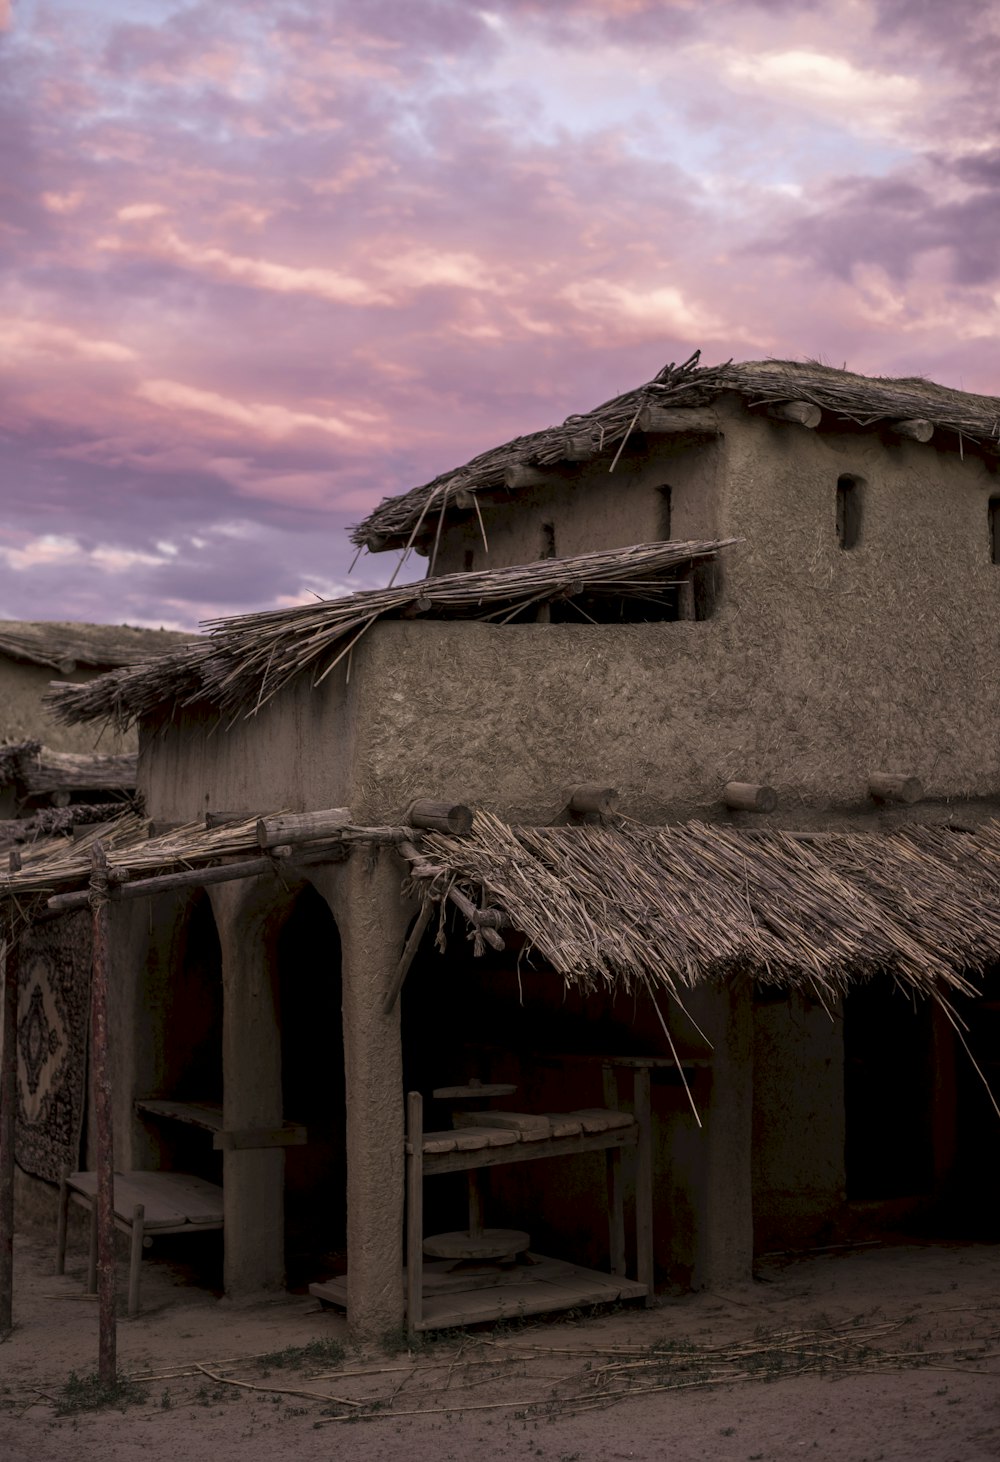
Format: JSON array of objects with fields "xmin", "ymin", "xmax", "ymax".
[{"xmin": 1, "ymin": 1228, "xmax": 998, "ymax": 1462}]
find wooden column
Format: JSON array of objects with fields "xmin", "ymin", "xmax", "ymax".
[
  {"xmin": 90, "ymin": 842, "xmax": 117, "ymax": 1382},
  {"xmin": 0, "ymin": 915, "xmax": 19, "ymax": 1338}
]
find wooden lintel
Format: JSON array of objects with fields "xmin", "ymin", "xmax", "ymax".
[
  {"xmin": 891, "ymin": 418, "xmax": 934, "ymax": 443},
  {"xmin": 723, "ymin": 781, "xmax": 778, "ymax": 813},
  {"xmin": 637, "ymin": 405, "xmax": 720, "ymax": 436},
  {"xmin": 761, "ymin": 400, "xmax": 822, "ymax": 429},
  {"xmin": 47, "ymin": 856, "xmax": 278, "ymax": 912},
  {"xmin": 869, "ymin": 772, "xmax": 923, "ymax": 805},
  {"xmin": 407, "ymin": 800, "xmax": 473, "ymax": 835},
  {"xmin": 568, "ymin": 784, "xmax": 619, "ymax": 816},
  {"xmin": 256, "ymin": 807, "xmax": 353, "ymax": 848},
  {"xmin": 504, "ymin": 463, "xmax": 551, "ymax": 490}
]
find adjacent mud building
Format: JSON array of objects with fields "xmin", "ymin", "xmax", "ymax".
[{"xmin": 5, "ymin": 354, "xmax": 1000, "ymax": 1338}]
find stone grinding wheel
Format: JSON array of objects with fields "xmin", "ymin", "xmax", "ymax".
[{"xmin": 422, "ymin": 1228, "xmax": 531, "ymax": 1264}]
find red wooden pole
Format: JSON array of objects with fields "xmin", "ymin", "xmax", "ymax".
[
  {"xmin": 0, "ymin": 906, "xmax": 19, "ymax": 1338},
  {"xmin": 90, "ymin": 841, "xmax": 117, "ymax": 1381}
]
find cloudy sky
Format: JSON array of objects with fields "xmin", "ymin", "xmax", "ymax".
[{"xmin": 2, "ymin": 0, "xmax": 998, "ymax": 630}]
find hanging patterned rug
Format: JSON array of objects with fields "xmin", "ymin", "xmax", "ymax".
[{"xmin": 16, "ymin": 911, "xmax": 90, "ymax": 1183}]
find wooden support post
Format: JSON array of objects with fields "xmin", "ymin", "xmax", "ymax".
[
  {"xmin": 568, "ymin": 784, "xmax": 619, "ymax": 817},
  {"xmin": 127, "ymin": 1204, "xmax": 145, "ymax": 1319},
  {"xmin": 467, "ymin": 1170, "xmax": 485, "ymax": 1239},
  {"xmin": 90, "ymin": 841, "xmax": 117, "ymax": 1382},
  {"xmin": 0, "ymin": 917, "xmax": 18, "ymax": 1338},
  {"xmin": 406, "ymin": 801, "xmax": 473, "ymax": 835},
  {"xmin": 383, "ymin": 901, "xmax": 434, "ymax": 1015},
  {"xmin": 406, "ymin": 1091, "xmax": 424, "ymax": 1337},
  {"xmin": 602, "ymin": 1065, "xmax": 626, "ymax": 1278},
  {"xmin": 869, "ymin": 773, "xmax": 923, "ymax": 805},
  {"xmin": 677, "ymin": 572, "xmax": 696, "ymax": 621},
  {"xmin": 891, "ymin": 418, "xmax": 934, "ymax": 443},
  {"xmin": 55, "ymin": 1167, "xmax": 70, "ymax": 1276},
  {"xmin": 723, "ymin": 781, "xmax": 778, "ymax": 813},
  {"xmin": 256, "ymin": 808, "xmax": 353, "ymax": 848},
  {"xmin": 637, "ymin": 406, "xmax": 720, "ymax": 435},
  {"xmin": 762, "ymin": 400, "xmax": 821, "ymax": 428},
  {"xmin": 87, "ymin": 1202, "xmax": 98, "ymax": 1294},
  {"xmin": 634, "ymin": 1066, "xmax": 654, "ymax": 1304}
]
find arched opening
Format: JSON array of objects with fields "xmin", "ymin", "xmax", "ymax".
[
  {"xmin": 136, "ymin": 892, "xmax": 224, "ymax": 1186},
  {"xmin": 276, "ymin": 883, "xmax": 345, "ymax": 1288}
]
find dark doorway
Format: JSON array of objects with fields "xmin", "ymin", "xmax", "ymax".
[
  {"xmin": 276, "ymin": 885, "xmax": 345, "ymax": 1286},
  {"xmin": 844, "ymin": 982, "xmax": 936, "ymax": 1200}
]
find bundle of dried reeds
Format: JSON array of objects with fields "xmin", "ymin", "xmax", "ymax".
[{"xmin": 48, "ymin": 539, "xmax": 733, "ymax": 729}]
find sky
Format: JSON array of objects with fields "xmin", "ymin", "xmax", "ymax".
[{"xmin": 2, "ymin": 0, "xmax": 999, "ymax": 631}]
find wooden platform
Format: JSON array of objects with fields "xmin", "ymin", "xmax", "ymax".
[{"xmin": 310, "ymin": 1253, "xmax": 648, "ymax": 1332}]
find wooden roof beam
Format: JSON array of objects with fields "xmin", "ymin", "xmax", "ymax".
[
  {"xmin": 890, "ymin": 418, "xmax": 934, "ymax": 443},
  {"xmin": 637, "ymin": 406, "xmax": 720, "ymax": 435},
  {"xmin": 760, "ymin": 400, "xmax": 822, "ymax": 428}
]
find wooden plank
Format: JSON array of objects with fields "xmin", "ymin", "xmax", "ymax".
[
  {"xmin": 453, "ymin": 1111, "xmax": 551, "ymax": 1141},
  {"xmin": 543, "ymin": 1114, "xmax": 583, "ymax": 1138},
  {"xmin": 443, "ymin": 1125, "xmax": 519, "ymax": 1152},
  {"xmin": 135, "ymin": 1099, "xmax": 224, "ymax": 1132},
  {"xmin": 424, "ymin": 1125, "xmax": 636, "ymax": 1177},
  {"xmin": 432, "ymin": 1083, "xmax": 516, "ymax": 1099},
  {"xmin": 67, "ymin": 1171, "xmax": 224, "ymax": 1228},
  {"xmin": 415, "ymin": 1256, "xmax": 647, "ymax": 1331},
  {"xmin": 419, "ymin": 1131, "xmax": 458, "ymax": 1155},
  {"xmin": 569, "ymin": 1109, "xmax": 634, "ymax": 1135}
]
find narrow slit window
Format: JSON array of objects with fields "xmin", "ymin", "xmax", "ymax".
[
  {"xmin": 658, "ymin": 485, "xmax": 673, "ymax": 539},
  {"xmin": 836, "ymin": 475, "xmax": 863, "ymax": 550},
  {"xmin": 463, "ymin": 549, "xmax": 475, "ymax": 572},
  {"xmin": 540, "ymin": 521, "xmax": 556, "ymax": 559},
  {"xmin": 989, "ymin": 498, "xmax": 1000, "ymax": 564}
]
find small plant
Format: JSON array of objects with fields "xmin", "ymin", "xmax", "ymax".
[
  {"xmin": 55, "ymin": 1372, "xmax": 148, "ymax": 1416},
  {"xmin": 160, "ymin": 1388, "xmax": 172, "ymax": 1410},
  {"xmin": 256, "ymin": 1338, "xmax": 347, "ymax": 1373}
]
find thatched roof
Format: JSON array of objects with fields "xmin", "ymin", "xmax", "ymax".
[
  {"xmin": 355, "ymin": 351, "xmax": 1000, "ymax": 549},
  {"xmin": 409, "ymin": 812, "xmax": 1000, "ymax": 1004},
  {"xmin": 0, "ymin": 620, "xmax": 190, "ymax": 672},
  {"xmin": 3, "ymin": 806, "xmax": 1000, "ymax": 1005},
  {"xmin": 47, "ymin": 539, "xmax": 734, "ymax": 729}
]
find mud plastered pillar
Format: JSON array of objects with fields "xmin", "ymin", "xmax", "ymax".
[
  {"xmin": 690, "ymin": 981, "xmax": 754, "ymax": 1289},
  {"xmin": 209, "ymin": 876, "xmax": 286, "ymax": 1297},
  {"xmin": 312, "ymin": 848, "xmax": 411, "ymax": 1340}
]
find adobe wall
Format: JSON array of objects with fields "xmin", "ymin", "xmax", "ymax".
[
  {"xmin": 0, "ymin": 658, "xmax": 137, "ymax": 755},
  {"xmin": 430, "ymin": 422, "xmax": 727, "ymax": 576}
]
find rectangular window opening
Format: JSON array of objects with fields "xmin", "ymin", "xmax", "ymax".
[{"xmin": 989, "ymin": 498, "xmax": 1000, "ymax": 564}]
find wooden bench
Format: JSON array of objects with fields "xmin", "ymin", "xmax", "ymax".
[{"xmin": 56, "ymin": 1170, "xmax": 224, "ymax": 1317}]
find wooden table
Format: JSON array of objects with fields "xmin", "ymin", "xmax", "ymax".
[{"xmin": 56, "ymin": 1170, "xmax": 224, "ymax": 1317}]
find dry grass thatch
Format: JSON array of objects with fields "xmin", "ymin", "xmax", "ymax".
[
  {"xmin": 47, "ymin": 539, "xmax": 733, "ymax": 729},
  {"xmin": 0, "ymin": 741, "xmax": 136, "ymax": 792},
  {"xmin": 410, "ymin": 812, "xmax": 1000, "ymax": 1002},
  {"xmin": 2, "ymin": 805, "xmax": 999, "ymax": 999},
  {"xmin": 355, "ymin": 350, "xmax": 1000, "ymax": 547},
  {"xmin": 0, "ymin": 620, "xmax": 191, "ymax": 671}
]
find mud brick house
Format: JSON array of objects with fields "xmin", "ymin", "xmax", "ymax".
[{"xmin": 3, "ymin": 353, "xmax": 1000, "ymax": 1340}]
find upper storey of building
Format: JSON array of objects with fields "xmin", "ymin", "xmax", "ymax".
[{"xmin": 353, "ymin": 352, "xmax": 1000, "ymax": 581}]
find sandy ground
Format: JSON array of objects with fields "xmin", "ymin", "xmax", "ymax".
[{"xmin": 1, "ymin": 1229, "xmax": 998, "ymax": 1462}]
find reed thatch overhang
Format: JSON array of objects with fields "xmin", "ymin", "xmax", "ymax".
[
  {"xmin": 0, "ymin": 620, "xmax": 190, "ymax": 673},
  {"xmin": 46, "ymin": 539, "xmax": 734, "ymax": 730},
  {"xmin": 354, "ymin": 351, "xmax": 1000, "ymax": 551},
  {"xmin": 4, "ymin": 808, "xmax": 1000, "ymax": 1008}
]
